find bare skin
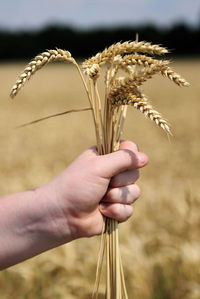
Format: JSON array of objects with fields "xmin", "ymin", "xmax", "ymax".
[{"xmin": 0, "ymin": 140, "xmax": 148, "ymax": 270}]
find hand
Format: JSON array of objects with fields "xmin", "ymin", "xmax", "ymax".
[
  {"xmin": 39, "ymin": 140, "xmax": 148, "ymax": 242},
  {"xmin": 0, "ymin": 140, "xmax": 148, "ymax": 269}
]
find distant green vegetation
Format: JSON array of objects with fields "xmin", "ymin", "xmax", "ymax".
[{"xmin": 0, "ymin": 23, "xmax": 199, "ymax": 60}]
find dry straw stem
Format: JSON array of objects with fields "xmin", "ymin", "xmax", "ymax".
[{"xmin": 16, "ymin": 108, "xmax": 92, "ymax": 128}]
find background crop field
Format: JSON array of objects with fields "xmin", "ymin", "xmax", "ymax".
[{"xmin": 0, "ymin": 59, "xmax": 199, "ymax": 298}]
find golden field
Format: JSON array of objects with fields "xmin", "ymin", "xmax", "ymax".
[{"xmin": 0, "ymin": 59, "xmax": 199, "ymax": 298}]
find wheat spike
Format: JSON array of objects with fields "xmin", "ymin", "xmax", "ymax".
[
  {"xmin": 161, "ymin": 66, "xmax": 190, "ymax": 86},
  {"xmin": 119, "ymin": 54, "xmax": 169, "ymax": 68},
  {"xmin": 111, "ymin": 93, "xmax": 171, "ymax": 134},
  {"xmin": 83, "ymin": 63, "xmax": 100, "ymax": 80},
  {"xmin": 109, "ymin": 63, "xmax": 170, "ymax": 101},
  {"xmin": 109, "ymin": 62, "xmax": 189, "ymax": 100},
  {"xmin": 82, "ymin": 41, "xmax": 168, "ymax": 74},
  {"xmin": 10, "ymin": 49, "xmax": 74, "ymax": 98},
  {"xmin": 133, "ymin": 63, "xmax": 190, "ymax": 87},
  {"xmin": 110, "ymin": 54, "xmax": 169, "ymax": 80},
  {"xmin": 137, "ymin": 64, "xmax": 190, "ymax": 87},
  {"xmin": 131, "ymin": 63, "xmax": 169, "ymax": 86},
  {"xmin": 108, "ymin": 67, "xmax": 156, "ymax": 100},
  {"xmin": 118, "ymin": 54, "xmax": 170, "ymax": 75}
]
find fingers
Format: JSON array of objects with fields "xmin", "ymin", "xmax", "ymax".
[
  {"xmin": 110, "ymin": 169, "xmax": 139, "ymax": 187},
  {"xmin": 99, "ymin": 203, "xmax": 133, "ymax": 222},
  {"xmin": 103, "ymin": 184, "xmax": 141, "ymax": 204},
  {"xmin": 99, "ymin": 183, "xmax": 140, "ymax": 222}
]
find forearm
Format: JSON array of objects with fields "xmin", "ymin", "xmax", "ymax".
[{"xmin": 0, "ymin": 187, "xmax": 72, "ymax": 270}]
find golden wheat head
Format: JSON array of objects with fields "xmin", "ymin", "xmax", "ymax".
[
  {"xmin": 82, "ymin": 41, "xmax": 168, "ymax": 74},
  {"xmin": 10, "ymin": 49, "xmax": 74, "ymax": 98}
]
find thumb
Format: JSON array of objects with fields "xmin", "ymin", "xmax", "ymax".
[{"xmin": 98, "ymin": 148, "xmax": 148, "ymax": 178}]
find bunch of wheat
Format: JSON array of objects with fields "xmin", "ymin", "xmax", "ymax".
[{"xmin": 10, "ymin": 40, "xmax": 189, "ymax": 299}]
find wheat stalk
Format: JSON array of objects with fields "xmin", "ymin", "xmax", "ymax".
[{"xmin": 10, "ymin": 38, "xmax": 189, "ymax": 299}]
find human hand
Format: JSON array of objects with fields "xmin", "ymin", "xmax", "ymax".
[{"xmin": 39, "ymin": 141, "xmax": 148, "ymax": 243}]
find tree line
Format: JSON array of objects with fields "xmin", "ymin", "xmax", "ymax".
[{"xmin": 0, "ymin": 23, "xmax": 199, "ymax": 61}]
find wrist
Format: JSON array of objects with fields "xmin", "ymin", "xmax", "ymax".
[
  {"xmin": 34, "ymin": 184, "xmax": 75, "ymax": 245},
  {"xmin": 39, "ymin": 181, "xmax": 99, "ymax": 241}
]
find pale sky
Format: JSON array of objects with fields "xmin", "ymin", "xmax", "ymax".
[{"xmin": 0, "ymin": 0, "xmax": 199, "ymax": 31}]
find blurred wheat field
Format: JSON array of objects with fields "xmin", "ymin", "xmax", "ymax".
[{"xmin": 0, "ymin": 59, "xmax": 199, "ymax": 299}]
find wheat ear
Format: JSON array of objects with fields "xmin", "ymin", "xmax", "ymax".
[
  {"xmin": 132, "ymin": 64, "xmax": 190, "ymax": 87},
  {"xmin": 109, "ymin": 63, "xmax": 189, "ymax": 100},
  {"xmin": 119, "ymin": 54, "xmax": 170, "ymax": 68},
  {"xmin": 10, "ymin": 49, "xmax": 74, "ymax": 98},
  {"xmin": 82, "ymin": 41, "xmax": 168, "ymax": 74},
  {"xmin": 111, "ymin": 94, "xmax": 171, "ymax": 134},
  {"xmin": 161, "ymin": 66, "xmax": 190, "ymax": 86}
]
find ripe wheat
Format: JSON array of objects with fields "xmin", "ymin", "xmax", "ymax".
[
  {"xmin": 10, "ymin": 49, "xmax": 74, "ymax": 98},
  {"xmin": 82, "ymin": 41, "xmax": 168, "ymax": 75},
  {"xmin": 10, "ymin": 39, "xmax": 189, "ymax": 299}
]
